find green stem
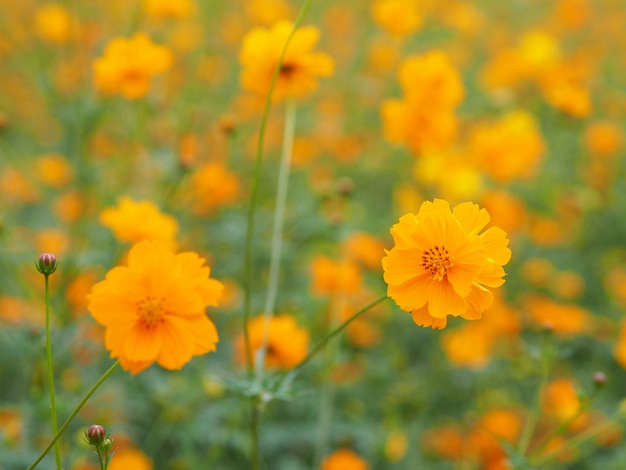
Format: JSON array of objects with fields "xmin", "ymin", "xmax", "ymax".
[
  {"xmin": 28, "ymin": 361, "xmax": 120, "ymax": 470},
  {"xmin": 44, "ymin": 274, "xmax": 62, "ymax": 469},
  {"xmin": 258, "ymin": 100, "xmax": 297, "ymax": 372},
  {"xmin": 289, "ymin": 295, "xmax": 389, "ymax": 378}
]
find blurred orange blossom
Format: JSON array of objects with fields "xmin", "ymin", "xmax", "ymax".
[{"xmin": 239, "ymin": 20, "xmax": 334, "ymax": 101}]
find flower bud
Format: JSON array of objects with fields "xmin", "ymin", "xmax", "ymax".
[
  {"xmin": 101, "ymin": 438, "xmax": 113, "ymax": 452},
  {"xmin": 593, "ymin": 371, "xmax": 607, "ymax": 387},
  {"xmin": 36, "ymin": 253, "xmax": 58, "ymax": 275},
  {"xmin": 85, "ymin": 424, "xmax": 106, "ymax": 446}
]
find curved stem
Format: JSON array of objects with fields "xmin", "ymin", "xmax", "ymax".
[
  {"xmin": 44, "ymin": 274, "xmax": 62, "ymax": 469},
  {"xmin": 289, "ymin": 295, "xmax": 389, "ymax": 378},
  {"xmin": 28, "ymin": 360, "xmax": 120, "ymax": 470}
]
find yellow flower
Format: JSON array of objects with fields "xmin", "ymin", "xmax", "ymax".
[
  {"xmin": 143, "ymin": 0, "xmax": 194, "ymax": 19},
  {"xmin": 34, "ymin": 152, "xmax": 73, "ymax": 188},
  {"xmin": 239, "ymin": 20, "xmax": 334, "ymax": 101},
  {"xmin": 234, "ymin": 314, "xmax": 309, "ymax": 369},
  {"xmin": 188, "ymin": 162, "xmax": 241, "ymax": 215},
  {"xmin": 371, "ymin": 0, "xmax": 421, "ymax": 37},
  {"xmin": 381, "ymin": 51, "xmax": 464, "ymax": 154},
  {"xmin": 93, "ymin": 33, "xmax": 173, "ymax": 99},
  {"xmin": 99, "ymin": 196, "xmax": 178, "ymax": 247},
  {"xmin": 469, "ymin": 111, "xmax": 545, "ymax": 183},
  {"xmin": 35, "ymin": 4, "xmax": 72, "ymax": 44},
  {"xmin": 87, "ymin": 240, "xmax": 223, "ymax": 374},
  {"xmin": 382, "ymin": 199, "xmax": 511, "ymax": 329},
  {"xmin": 321, "ymin": 448, "xmax": 370, "ymax": 470},
  {"xmin": 310, "ymin": 256, "xmax": 363, "ymax": 297},
  {"xmin": 108, "ymin": 448, "xmax": 153, "ymax": 470}
]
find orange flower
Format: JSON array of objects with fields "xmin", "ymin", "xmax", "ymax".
[
  {"xmin": 469, "ymin": 111, "xmax": 545, "ymax": 183},
  {"xmin": 234, "ymin": 314, "xmax": 309, "ymax": 369},
  {"xmin": 34, "ymin": 152, "xmax": 73, "ymax": 188},
  {"xmin": 99, "ymin": 197, "xmax": 178, "ymax": 247},
  {"xmin": 35, "ymin": 4, "xmax": 72, "ymax": 44},
  {"xmin": 382, "ymin": 199, "xmax": 511, "ymax": 329},
  {"xmin": 341, "ymin": 232, "xmax": 386, "ymax": 270},
  {"xmin": 108, "ymin": 447, "xmax": 153, "ymax": 470},
  {"xmin": 188, "ymin": 161, "xmax": 241, "ymax": 215},
  {"xmin": 321, "ymin": 448, "xmax": 369, "ymax": 470},
  {"xmin": 311, "ymin": 256, "xmax": 363, "ymax": 296},
  {"xmin": 239, "ymin": 20, "xmax": 334, "ymax": 101},
  {"xmin": 143, "ymin": 0, "xmax": 194, "ymax": 19},
  {"xmin": 613, "ymin": 320, "xmax": 626, "ymax": 369},
  {"xmin": 371, "ymin": 0, "xmax": 422, "ymax": 37},
  {"xmin": 93, "ymin": 33, "xmax": 173, "ymax": 99},
  {"xmin": 523, "ymin": 295, "xmax": 590, "ymax": 335},
  {"xmin": 381, "ymin": 51, "xmax": 464, "ymax": 154},
  {"xmin": 542, "ymin": 378, "xmax": 581, "ymax": 422},
  {"xmin": 87, "ymin": 240, "xmax": 223, "ymax": 374}
]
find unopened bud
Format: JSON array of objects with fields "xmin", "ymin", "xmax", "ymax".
[
  {"xmin": 36, "ymin": 253, "xmax": 57, "ymax": 275},
  {"xmin": 593, "ymin": 371, "xmax": 607, "ymax": 387},
  {"xmin": 86, "ymin": 424, "xmax": 106, "ymax": 446},
  {"xmin": 101, "ymin": 438, "xmax": 113, "ymax": 452}
]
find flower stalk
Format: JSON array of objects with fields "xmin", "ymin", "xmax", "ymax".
[{"xmin": 28, "ymin": 361, "xmax": 120, "ymax": 470}]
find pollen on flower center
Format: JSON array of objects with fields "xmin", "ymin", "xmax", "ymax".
[
  {"xmin": 421, "ymin": 245, "xmax": 453, "ymax": 281},
  {"xmin": 136, "ymin": 295, "xmax": 166, "ymax": 328}
]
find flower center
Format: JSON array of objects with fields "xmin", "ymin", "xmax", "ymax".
[
  {"xmin": 136, "ymin": 295, "xmax": 165, "ymax": 328},
  {"xmin": 279, "ymin": 62, "xmax": 297, "ymax": 79},
  {"xmin": 421, "ymin": 245, "xmax": 453, "ymax": 281}
]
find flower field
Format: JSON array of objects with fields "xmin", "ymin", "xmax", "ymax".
[{"xmin": 2, "ymin": 0, "xmax": 626, "ymax": 469}]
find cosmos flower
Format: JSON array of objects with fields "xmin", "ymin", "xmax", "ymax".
[
  {"xmin": 382, "ymin": 199, "xmax": 511, "ymax": 329},
  {"xmin": 87, "ymin": 240, "xmax": 223, "ymax": 374},
  {"xmin": 239, "ymin": 20, "xmax": 334, "ymax": 101}
]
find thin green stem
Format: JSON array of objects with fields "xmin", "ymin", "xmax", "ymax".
[
  {"xmin": 28, "ymin": 361, "xmax": 120, "ymax": 470},
  {"xmin": 242, "ymin": 0, "xmax": 313, "ymax": 375},
  {"xmin": 289, "ymin": 295, "xmax": 389, "ymax": 378},
  {"xmin": 258, "ymin": 100, "xmax": 297, "ymax": 371},
  {"xmin": 44, "ymin": 274, "xmax": 62, "ymax": 469}
]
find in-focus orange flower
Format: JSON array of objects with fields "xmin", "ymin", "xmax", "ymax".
[
  {"xmin": 239, "ymin": 20, "xmax": 334, "ymax": 101},
  {"xmin": 87, "ymin": 240, "xmax": 223, "ymax": 374},
  {"xmin": 382, "ymin": 199, "xmax": 511, "ymax": 329},
  {"xmin": 99, "ymin": 197, "xmax": 178, "ymax": 247},
  {"xmin": 321, "ymin": 448, "xmax": 370, "ymax": 470},
  {"xmin": 234, "ymin": 314, "xmax": 309, "ymax": 369},
  {"xmin": 93, "ymin": 33, "xmax": 173, "ymax": 99}
]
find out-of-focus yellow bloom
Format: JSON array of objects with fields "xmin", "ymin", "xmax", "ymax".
[
  {"xmin": 310, "ymin": 256, "xmax": 363, "ymax": 297},
  {"xmin": 108, "ymin": 448, "xmax": 153, "ymax": 470},
  {"xmin": 321, "ymin": 448, "xmax": 370, "ymax": 470},
  {"xmin": 245, "ymin": 0, "xmax": 294, "ymax": 25},
  {"xmin": 542, "ymin": 378, "xmax": 581, "ymax": 422},
  {"xmin": 479, "ymin": 190, "xmax": 528, "ymax": 235},
  {"xmin": 517, "ymin": 30, "xmax": 561, "ymax": 78},
  {"xmin": 341, "ymin": 232, "xmax": 386, "ymax": 270},
  {"xmin": 143, "ymin": 0, "xmax": 194, "ymax": 19},
  {"xmin": 0, "ymin": 168, "xmax": 41, "ymax": 203},
  {"xmin": 371, "ymin": 0, "xmax": 421, "ymax": 37},
  {"xmin": 99, "ymin": 197, "xmax": 178, "ymax": 247},
  {"xmin": 523, "ymin": 295, "xmax": 590, "ymax": 335},
  {"xmin": 34, "ymin": 152, "xmax": 73, "ymax": 188},
  {"xmin": 384, "ymin": 429, "xmax": 408, "ymax": 462},
  {"xmin": 0, "ymin": 407, "xmax": 23, "ymax": 445},
  {"xmin": 614, "ymin": 321, "xmax": 626, "ymax": 369},
  {"xmin": 382, "ymin": 51, "xmax": 464, "ymax": 155},
  {"xmin": 239, "ymin": 20, "xmax": 334, "ymax": 102},
  {"xmin": 188, "ymin": 161, "xmax": 241, "ymax": 215},
  {"xmin": 234, "ymin": 314, "xmax": 309, "ymax": 369},
  {"xmin": 469, "ymin": 111, "xmax": 545, "ymax": 183},
  {"xmin": 585, "ymin": 121, "xmax": 623, "ymax": 156},
  {"xmin": 35, "ymin": 228, "xmax": 69, "ymax": 257},
  {"xmin": 54, "ymin": 191, "xmax": 85, "ymax": 223},
  {"xmin": 35, "ymin": 4, "xmax": 72, "ymax": 44},
  {"xmin": 93, "ymin": 33, "xmax": 173, "ymax": 99},
  {"xmin": 413, "ymin": 152, "xmax": 483, "ymax": 202}
]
